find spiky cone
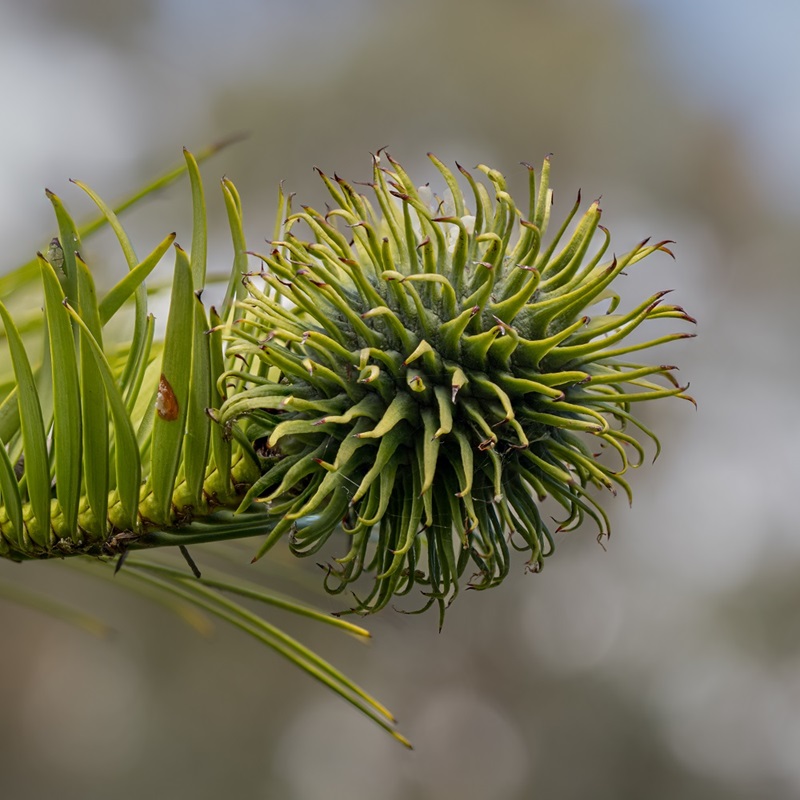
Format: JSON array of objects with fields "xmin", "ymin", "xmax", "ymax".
[{"xmin": 218, "ymin": 153, "xmax": 695, "ymax": 619}]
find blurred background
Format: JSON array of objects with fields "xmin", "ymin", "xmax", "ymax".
[{"xmin": 0, "ymin": 0, "xmax": 798, "ymax": 797}]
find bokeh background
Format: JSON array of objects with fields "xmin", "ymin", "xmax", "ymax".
[{"xmin": 1, "ymin": 0, "xmax": 798, "ymax": 797}]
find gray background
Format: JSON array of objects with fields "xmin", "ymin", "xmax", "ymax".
[{"xmin": 0, "ymin": 0, "xmax": 798, "ymax": 797}]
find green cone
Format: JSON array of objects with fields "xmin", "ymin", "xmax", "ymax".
[{"xmin": 219, "ymin": 153, "xmax": 695, "ymax": 616}]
